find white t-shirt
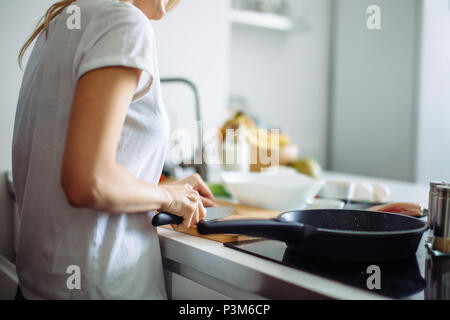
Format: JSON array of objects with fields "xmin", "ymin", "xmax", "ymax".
[{"xmin": 12, "ymin": 0, "xmax": 169, "ymax": 299}]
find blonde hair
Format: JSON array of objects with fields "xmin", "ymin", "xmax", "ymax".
[
  {"xmin": 19, "ymin": 0, "xmax": 76, "ymax": 68},
  {"xmin": 18, "ymin": 0, "xmax": 181, "ymax": 68},
  {"xmin": 166, "ymin": 0, "xmax": 181, "ymax": 12}
]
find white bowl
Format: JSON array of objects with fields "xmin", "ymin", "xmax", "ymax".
[{"xmin": 221, "ymin": 171, "xmax": 325, "ymax": 211}]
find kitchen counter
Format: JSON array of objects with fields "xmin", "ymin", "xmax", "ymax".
[
  {"xmin": 159, "ymin": 228, "xmax": 387, "ymax": 299},
  {"xmin": 158, "ymin": 172, "xmax": 435, "ymax": 300}
]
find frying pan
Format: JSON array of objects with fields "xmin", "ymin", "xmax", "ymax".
[{"xmin": 197, "ymin": 209, "xmax": 428, "ymax": 262}]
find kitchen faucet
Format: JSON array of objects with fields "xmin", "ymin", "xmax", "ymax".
[{"xmin": 160, "ymin": 78, "xmax": 207, "ymax": 181}]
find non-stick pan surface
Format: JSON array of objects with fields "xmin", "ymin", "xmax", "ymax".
[{"xmin": 197, "ymin": 209, "xmax": 427, "ymax": 262}]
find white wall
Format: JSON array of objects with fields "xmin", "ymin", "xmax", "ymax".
[
  {"xmin": 415, "ymin": 0, "xmax": 450, "ymax": 183},
  {"xmin": 0, "ymin": 0, "xmax": 54, "ymax": 262},
  {"xmin": 152, "ymin": 0, "xmax": 231, "ymax": 134},
  {"xmin": 329, "ymin": 0, "xmax": 421, "ymax": 181},
  {"xmin": 229, "ymin": 0, "xmax": 331, "ymax": 166}
]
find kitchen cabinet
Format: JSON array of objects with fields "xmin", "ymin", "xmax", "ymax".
[
  {"xmin": 164, "ymin": 271, "xmax": 232, "ymax": 300},
  {"xmin": 159, "ymin": 228, "xmax": 372, "ymax": 300}
]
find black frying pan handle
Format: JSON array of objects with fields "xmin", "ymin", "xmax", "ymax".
[
  {"xmin": 197, "ymin": 219, "xmax": 311, "ymax": 244},
  {"xmin": 152, "ymin": 213, "xmax": 183, "ymax": 227}
]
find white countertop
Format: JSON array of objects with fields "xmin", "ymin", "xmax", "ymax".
[
  {"xmin": 322, "ymin": 171, "xmax": 429, "ymax": 207},
  {"xmin": 158, "ymin": 171, "xmax": 429, "ymax": 300}
]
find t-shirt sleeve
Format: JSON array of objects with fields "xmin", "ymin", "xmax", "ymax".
[{"xmin": 73, "ymin": 4, "xmax": 155, "ymax": 101}]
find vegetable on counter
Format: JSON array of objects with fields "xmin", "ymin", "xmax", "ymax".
[
  {"xmin": 206, "ymin": 183, "xmax": 231, "ymax": 198},
  {"xmin": 368, "ymin": 202, "xmax": 424, "ymax": 217},
  {"xmin": 291, "ymin": 158, "xmax": 322, "ymax": 179}
]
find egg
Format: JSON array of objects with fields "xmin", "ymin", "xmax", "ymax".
[
  {"xmin": 353, "ymin": 182, "xmax": 374, "ymax": 202},
  {"xmin": 373, "ymin": 183, "xmax": 391, "ymax": 203}
]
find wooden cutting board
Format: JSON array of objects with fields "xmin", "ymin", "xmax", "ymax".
[{"xmin": 161, "ymin": 200, "xmax": 281, "ymax": 243}]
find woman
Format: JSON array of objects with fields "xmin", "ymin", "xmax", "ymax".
[{"xmin": 13, "ymin": 0, "xmax": 215, "ymax": 299}]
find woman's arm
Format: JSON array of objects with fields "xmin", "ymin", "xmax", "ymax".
[{"xmin": 61, "ymin": 66, "xmax": 206, "ymax": 229}]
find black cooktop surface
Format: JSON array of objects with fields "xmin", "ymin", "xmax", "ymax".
[{"xmin": 224, "ymin": 235, "xmax": 449, "ymax": 300}]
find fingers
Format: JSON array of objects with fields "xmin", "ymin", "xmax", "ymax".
[
  {"xmin": 192, "ymin": 192, "xmax": 208, "ymax": 224},
  {"xmin": 201, "ymin": 196, "xmax": 217, "ymax": 208},
  {"xmin": 183, "ymin": 197, "xmax": 195, "ymax": 230},
  {"xmin": 192, "ymin": 192, "xmax": 200, "ymax": 226},
  {"xmin": 198, "ymin": 201, "xmax": 206, "ymax": 221},
  {"xmin": 196, "ymin": 180, "xmax": 216, "ymax": 201},
  {"xmin": 182, "ymin": 188, "xmax": 203, "ymax": 229},
  {"xmin": 175, "ymin": 174, "xmax": 217, "ymax": 205},
  {"xmin": 162, "ymin": 182, "xmax": 209, "ymax": 232},
  {"xmin": 187, "ymin": 174, "xmax": 216, "ymax": 202}
]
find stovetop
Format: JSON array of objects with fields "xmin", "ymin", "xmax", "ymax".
[{"xmin": 224, "ymin": 235, "xmax": 449, "ymax": 300}]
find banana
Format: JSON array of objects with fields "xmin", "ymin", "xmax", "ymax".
[{"xmin": 220, "ymin": 112, "xmax": 290, "ymax": 149}]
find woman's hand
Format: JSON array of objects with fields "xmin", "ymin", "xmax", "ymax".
[
  {"xmin": 171, "ymin": 173, "xmax": 217, "ymax": 208},
  {"xmin": 159, "ymin": 183, "xmax": 206, "ymax": 231}
]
